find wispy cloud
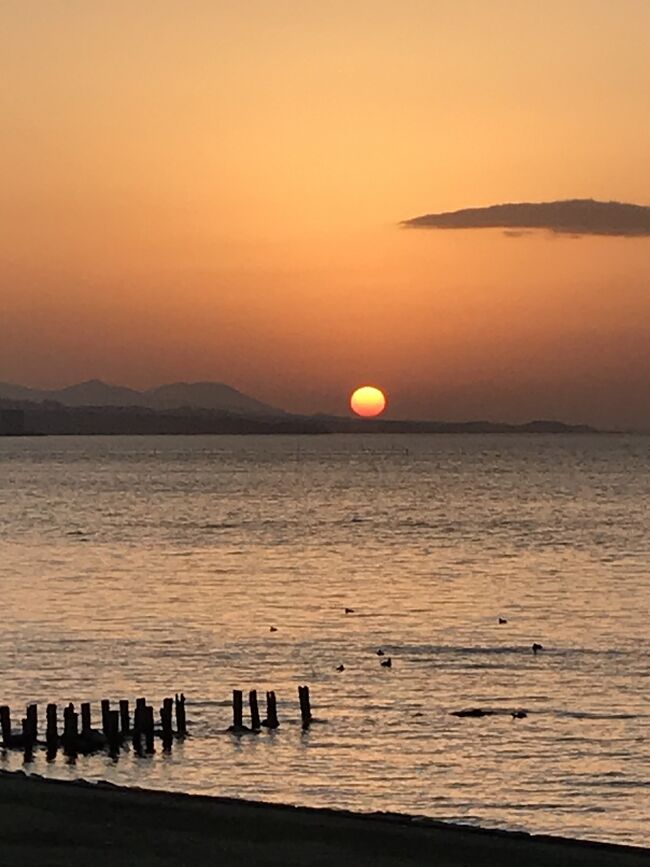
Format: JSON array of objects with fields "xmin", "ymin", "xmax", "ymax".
[{"xmin": 402, "ymin": 199, "xmax": 650, "ymax": 237}]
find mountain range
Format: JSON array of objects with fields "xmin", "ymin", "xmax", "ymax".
[
  {"xmin": 0, "ymin": 379, "xmax": 598, "ymax": 435},
  {"xmin": 0, "ymin": 379, "xmax": 282, "ymax": 416}
]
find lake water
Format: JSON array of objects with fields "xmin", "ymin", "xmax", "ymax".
[{"xmin": 0, "ymin": 433, "xmax": 648, "ymax": 846}]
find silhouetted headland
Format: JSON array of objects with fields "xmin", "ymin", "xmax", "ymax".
[{"xmin": 0, "ymin": 380, "xmax": 598, "ymax": 436}]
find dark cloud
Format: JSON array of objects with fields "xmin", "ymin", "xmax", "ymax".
[{"xmin": 402, "ymin": 199, "xmax": 650, "ymax": 237}]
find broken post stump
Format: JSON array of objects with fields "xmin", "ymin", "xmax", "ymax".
[
  {"xmin": 22, "ymin": 718, "xmax": 34, "ymax": 762},
  {"xmin": 26, "ymin": 704, "xmax": 38, "ymax": 743},
  {"xmin": 101, "ymin": 699, "xmax": 110, "ymax": 734},
  {"xmin": 0, "ymin": 706, "xmax": 11, "ymax": 747},
  {"xmin": 144, "ymin": 705, "xmax": 155, "ymax": 754},
  {"xmin": 174, "ymin": 693, "xmax": 187, "ymax": 735},
  {"xmin": 262, "ymin": 691, "xmax": 279, "ymax": 729},
  {"xmin": 232, "ymin": 690, "xmax": 244, "ymax": 729},
  {"xmin": 249, "ymin": 690, "xmax": 261, "ymax": 731},
  {"xmin": 63, "ymin": 703, "xmax": 78, "ymax": 756},
  {"xmin": 132, "ymin": 698, "xmax": 145, "ymax": 754},
  {"xmin": 81, "ymin": 702, "xmax": 92, "ymax": 734},
  {"xmin": 160, "ymin": 698, "xmax": 173, "ymax": 750},
  {"xmin": 119, "ymin": 699, "xmax": 130, "ymax": 734},
  {"xmin": 106, "ymin": 709, "xmax": 120, "ymax": 753},
  {"xmin": 46, "ymin": 703, "xmax": 58, "ymax": 755},
  {"xmin": 298, "ymin": 685, "xmax": 312, "ymax": 729}
]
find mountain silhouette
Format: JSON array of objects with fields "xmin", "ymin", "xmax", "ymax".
[{"xmin": 0, "ymin": 379, "xmax": 282, "ymax": 416}]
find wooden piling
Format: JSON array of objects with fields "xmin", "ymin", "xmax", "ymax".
[
  {"xmin": 298, "ymin": 685, "xmax": 312, "ymax": 729},
  {"xmin": 119, "ymin": 699, "xmax": 130, "ymax": 734},
  {"xmin": 262, "ymin": 690, "xmax": 279, "ymax": 729},
  {"xmin": 101, "ymin": 699, "xmax": 110, "ymax": 734},
  {"xmin": 144, "ymin": 705, "xmax": 155, "ymax": 754},
  {"xmin": 0, "ymin": 706, "xmax": 11, "ymax": 747},
  {"xmin": 174, "ymin": 693, "xmax": 187, "ymax": 735},
  {"xmin": 46, "ymin": 704, "xmax": 58, "ymax": 753},
  {"xmin": 81, "ymin": 702, "xmax": 92, "ymax": 734},
  {"xmin": 22, "ymin": 718, "xmax": 34, "ymax": 761},
  {"xmin": 63, "ymin": 703, "xmax": 78, "ymax": 755},
  {"xmin": 26, "ymin": 704, "xmax": 38, "ymax": 743},
  {"xmin": 106, "ymin": 710, "xmax": 120, "ymax": 753},
  {"xmin": 249, "ymin": 690, "xmax": 261, "ymax": 731},
  {"xmin": 132, "ymin": 698, "xmax": 145, "ymax": 753},
  {"xmin": 160, "ymin": 698, "xmax": 173, "ymax": 750},
  {"xmin": 232, "ymin": 690, "xmax": 243, "ymax": 729}
]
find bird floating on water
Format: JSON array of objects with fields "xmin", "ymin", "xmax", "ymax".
[
  {"xmin": 344, "ymin": 607, "xmax": 354, "ymax": 614},
  {"xmin": 380, "ymin": 657, "xmax": 392, "ymax": 668},
  {"xmin": 336, "ymin": 664, "xmax": 345, "ymax": 672},
  {"xmin": 376, "ymin": 649, "xmax": 385, "ymax": 656},
  {"xmin": 532, "ymin": 642, "xmax": 544, "ymax": 655},
  {"xmin": 498, "ymin": 617, "xmax": 508, "ymax": 624},
  {"xmin": 512, "ymin": 710, "xmax": 528, "ymax": 719},
  {"xmin": 269, "ymin": 626, "xmax": 278, "ymax": 632}
]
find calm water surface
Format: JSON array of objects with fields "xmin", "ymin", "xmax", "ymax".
[{"xmin": 0, "ymin": 434, "xmax": 648, "ymax": 845}]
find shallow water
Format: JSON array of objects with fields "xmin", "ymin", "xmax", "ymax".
[{"xmin": 0, "ymin": 433, "xmax": 648, "ymax": 845}]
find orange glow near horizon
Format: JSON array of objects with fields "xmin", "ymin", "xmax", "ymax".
[
  {"xmin": 1, "ymin": 2, "xmax": 650, "ymax": 429},
  {"xmin": 350, "ymin": 386, "xmax": 387, "ymax": 418}
]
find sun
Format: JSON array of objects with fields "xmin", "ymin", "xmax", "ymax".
[{"xmin": 350, "ymin": 385, "xmax": 387, "ymax": 418}]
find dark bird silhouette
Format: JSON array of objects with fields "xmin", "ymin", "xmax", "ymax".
[
  {"xmin": 498, "ymin": 617, "xmax": 508, "ymax": 624},
  {"xmin": 269, "ymin": 626, "xmax": 278, "ymax": 632},
  {"xmin": 336, "ymin": 664, "xmax": 345, "ymax": 672},
  {"xmin": 376, "ymin": 649, "xmax": 385, "ymax": 656},
  {"xmin": 512, "ymin": 710, "xmax": 528, "ymax": 719},
  {"xmin": 532, "ymin": 643, "xmax": 543, "ymax": 655},
  {"xmin": 380, "ymin": 657, "xmax": 392, "ymax": 668},
  {"xmin": 344, "ymin": 607, "xmax": 354, "ymax": 614}
]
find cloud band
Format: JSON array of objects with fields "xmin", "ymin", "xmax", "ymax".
[{"xmin": 402, "ymin": 199, "xmax": 650, "ymax": 237}]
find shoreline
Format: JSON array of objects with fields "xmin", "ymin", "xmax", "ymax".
[{"xmin": 1, "ymin": 771, "xmax": 647, "ymax": 866}]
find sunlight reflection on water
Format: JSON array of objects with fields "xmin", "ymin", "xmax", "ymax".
[{"xmin": 0, "ymin": 433, "xmax": 648, "ymax": 845}]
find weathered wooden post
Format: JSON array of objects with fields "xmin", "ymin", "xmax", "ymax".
[
  {"xmin": 160, "ymin": 698, "xmax": 173, "ymax": 750},
  {"xmin": 298, "ymin": 685, "xmax": 312, "ymax": 729},
  {"xmin": 81, "ymin": 702, "xmax": 92, "ymax": 734},
  {"xmin": 63, "ymin": 703, "xmax": 78, "ymax": 756},
  {"xmin": 144, "ymin": 705, "xmax": 155, "ymax": 754},
  {"xmin": 132, "ymin": 697, "xmax": 145, "ymax": 754},
  {"xmin": 249, "ymin": 690, "xmax": 261, "ymax": 731},
  {"xmin": 119, "ymin": 699, "xmax": 130, "ymax": 734},
  {"xmin": 0, "ymin": 706, "xmax": 12, "ymax": 747},
  {"xmin": 101, "ymin": 699, "xmax": 111, "ymax": 734},
  {"xmin": 232, "ymin": 690, "xmax": 244, "ymax": 729},
  {"xmin": 262, "ymin": 691, "xmax": 279, "ymax": 729},
  {"xmin": 174, "ymin": 693, "xmax": 187, "ymax": 735},
  {"xmin": 25, "ymin": 704, "xmax": 38, "ymax": 743},
  {"xmin": 22, "ymin": 718, "xmax": 34, "ymax": 761},
  {"xmin": 46, "ymin": 703, "xmax": 58, "ymax": 755},
  {"xmin": 106, "ymin": 710, "xmax": 120, "ymax": 754}
]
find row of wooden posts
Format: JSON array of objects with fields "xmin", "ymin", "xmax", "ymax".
[
  {"xmin": 0, "ymin": 686, "xmax": 315, "ymax": 759},
  {"xmin": 0, "ymin": 694, "xmax": 187, "ymax": 759},
  {"xmin": 228, "ymin": 686, "xmax": 312, "ymax": 732}
]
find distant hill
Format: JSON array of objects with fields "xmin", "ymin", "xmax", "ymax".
[
  {"xmin": 0, "ymin": 394, "xmax": 597, "ymax": 437},
  {"xmin": 0, "ymin": 379, "xmax": 282, "ymax": 416}
]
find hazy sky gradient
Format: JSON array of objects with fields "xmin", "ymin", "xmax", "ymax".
[{"xmin": 2, "ymin": 1, "xmax": 649, "ymax": 427}]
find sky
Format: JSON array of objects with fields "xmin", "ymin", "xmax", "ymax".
[{"xmin": 1, "ymin": 0, "xmax": 649, "ymax": 428}]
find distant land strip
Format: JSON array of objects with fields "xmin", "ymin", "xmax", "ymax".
[{"xmin": 0, "ymin": 399, "xmax": 596, "ymax": 436}]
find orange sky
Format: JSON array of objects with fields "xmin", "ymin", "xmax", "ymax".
[{"xmin": 1, "ymin": 1, "xmax": 649, "ymax": 428}]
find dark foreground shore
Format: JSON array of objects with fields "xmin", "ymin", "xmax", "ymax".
[{"xmin": 0, "ymin": 772, "xmax": 647, "ymax": 867}]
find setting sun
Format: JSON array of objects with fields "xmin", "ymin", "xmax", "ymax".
[{"xmin": 350, "ymin": 386, "xmax": 387, "ymax": 418}]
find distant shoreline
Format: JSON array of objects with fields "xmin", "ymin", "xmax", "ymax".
[
  {"xmin": 0, "ymin": 772, "xmax": 647, "ymax": 866},
  {"xmin": 0, "ymin": 400, "xmax": 601, "ymax": 437}
]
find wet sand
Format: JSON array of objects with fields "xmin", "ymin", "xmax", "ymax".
[{"xmin": 0, "ymin": 771, "xmax": 647, "ymax": 866}]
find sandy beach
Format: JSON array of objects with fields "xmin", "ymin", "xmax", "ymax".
[{"xmin": 0, "ymin": 772, "xmax": 647, "ymax": 866}]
